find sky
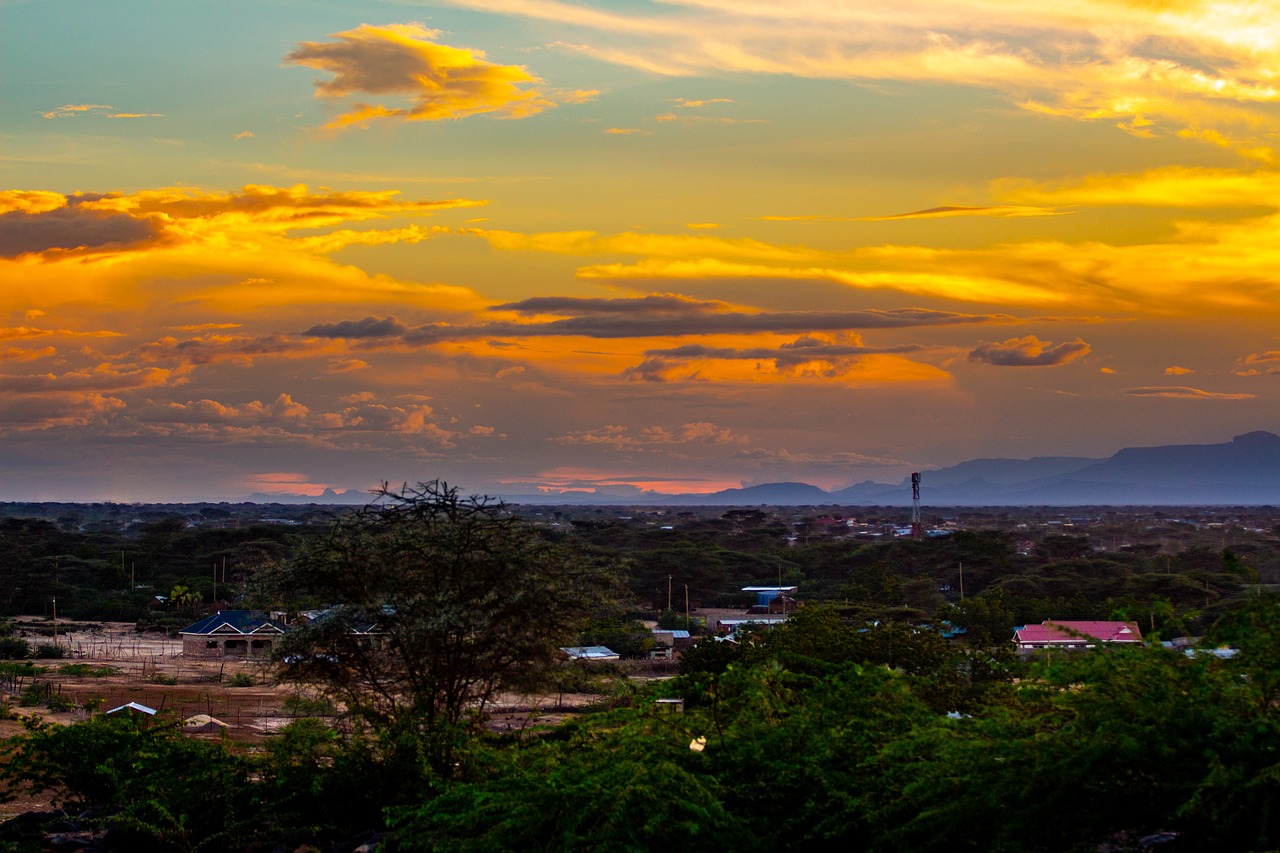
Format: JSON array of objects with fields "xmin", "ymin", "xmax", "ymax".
[{"xmin": 1, "ymin": 0, "xmax": 1278, "ymax": 502}]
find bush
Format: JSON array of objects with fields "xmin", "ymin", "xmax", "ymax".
[
  {"xmin": 0, "ymin": 661, "xmax": 39, "ymax": 679},
  {"xmin": 58, "ymin": 664, "xmax": 120, "ymax": 678},
  {"xmin": 227, "ymin": 672, "xmax": 256, "ymax": 687},
  {"xmin": 0, "ymin": 636, "xmax": 29, "ymax": 659},
  {"xmin": 18, "ymin": 682, "xmax": 51, "ymax": 707},
  {"xmin": 46, "ymin": 693, "xmax": 75, "ymax": 712},
  {"xmin": 148, "ymin": 673, "xmax": 178, "ymax": 685},
  {"xmin": 33, "ymin": 644, "xmax": 65, "ymax": 659}
]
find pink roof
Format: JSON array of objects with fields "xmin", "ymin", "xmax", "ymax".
[{"xmin": 1014, "ymin": 620, "xmax": 1143, "ymax": 646}]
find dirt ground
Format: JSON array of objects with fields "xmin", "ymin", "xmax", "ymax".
[
  {"xmin": 0, "ymin": 618, "xmax": 662, "ymax": 819},
  {"xmin": 5, "ymin": 618, "xmax": 296, "ymax": 738}
]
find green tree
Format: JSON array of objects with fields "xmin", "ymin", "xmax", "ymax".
[{"xmin": 265, "ymin": 482, "xmax": 619, "ymax": 740}]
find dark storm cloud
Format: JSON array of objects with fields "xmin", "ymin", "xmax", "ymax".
[
  {"xmin": 642, "ymin": 340, "xmax": 925, "ymax": 364},
  {"xmin": 304, "ymin": 315, "xmax": 411, "ymax": 339},
  {"xmin": 968, "ymin": 335, "xmax": 1091, "ymax": 366},
  {"xmin": 0, "ymin": 203, "xmax": 157, "ymax": 257},
  {"xmin": 307, "ymin": 301, "xmax": 1015, "ymax": 345},
  {"xmin": 490, "ymin": 294, "xmax": 730, "ymax": 314}
]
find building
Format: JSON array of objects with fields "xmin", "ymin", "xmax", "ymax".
[
  {"xmin": 1013, "ymin": 620, "xmax": 1143, "ymax": 651},
  {"xmin": 179, "ymin": 610, "xmax": 286, "ymax": 660},
  {"xmin": 560, "ymin": 646, "xmax": 621, "ymax": 662}
]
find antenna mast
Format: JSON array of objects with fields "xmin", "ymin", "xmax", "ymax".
[{"xmin": 911, "ymin": 471, "xmax": 923, "ymax": 540}]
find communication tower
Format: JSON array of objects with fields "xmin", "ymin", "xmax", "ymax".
[{"xmin": 910, "ymin": 472, "xmax": 923, "ymax": 540}]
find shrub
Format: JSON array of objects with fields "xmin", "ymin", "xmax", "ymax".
[
  {"xmin": 0, "ymin": 637, "xmax": 29, "ymax": 659},
  {"xmin": 46, "ymin": 693, "xmax": 75, "ymax": 713},
  {"xmin": 227, "ymin": 672, "xmax": 256, "ymax": 687},
  {"xmin": 33, "ymin": 644, "xmax": 66, "ymax": 659},
  {"xmin": 18, "ymin": 682, "xmax": 51, "ymax": 707},
  {"xmin": 58, "ymin": 664, "xmax": 120, "ymax": 678},
  {"xmin": 148, "ymin": 673, "xmax": 178, "ymax": 685}
]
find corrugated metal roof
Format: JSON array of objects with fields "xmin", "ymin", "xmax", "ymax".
[
  {"xmin": 1014, "ymin": 620, "xmax": 1143, "ymax": 645},
  {"xmin": 560, "ymin": 646, "xmax": 620, "ymax": 660},
  {"xmin": 179, "ymin": 610, "xmax": 285, "ymax": 636}
]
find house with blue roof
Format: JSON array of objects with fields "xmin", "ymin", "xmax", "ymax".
[{"xmin": 180, "ymin": 610, "xmax": 285, "ymax": 660}]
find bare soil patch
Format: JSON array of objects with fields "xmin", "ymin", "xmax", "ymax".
[{"xmin": 4, "ymin": 619, "xmax": 307, "ymax": 744}]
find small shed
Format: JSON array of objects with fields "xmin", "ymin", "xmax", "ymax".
[
  {"xmin": 560, "ymin": 646, "xmax": 621, "ymax": 662},
  {"xmin": 742, "ymin": 586, "xmax": 799, "ymax": 607}
]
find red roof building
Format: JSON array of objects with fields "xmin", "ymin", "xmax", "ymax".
[{"xmin": 1013, "ymin": 620, "xmax": 1143, "ymax": 650}]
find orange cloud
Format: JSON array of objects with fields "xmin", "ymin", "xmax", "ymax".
[
  {"xmin": 285, "ymin": 23, "xmax": 558, "ymax": 127},
  {"xmin": 1236, "ymin": 350, "xmax": 1280, "ymax": 376},
  {"xmin": 1165, "ymin": 365, "xmax": 1193, "ymax": 375},
  {"xmin": 0, "ymin": 346, "xmax": 56, "ymax": 362},
  {"xmin": 1124, "ymin": 386, "xmax": 1255, "ymax": 399},
  {"xmin": 0, "ymin": 364, "xmax": 175, "ymax": 394},
  {"xmin": 238, "ymin": 472, "xmax": 335, "ymax": 496}
]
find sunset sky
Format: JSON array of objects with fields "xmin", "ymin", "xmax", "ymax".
[{"xmin": 2, "ymin": 0, "xmax": 1278, "ymax": 501}]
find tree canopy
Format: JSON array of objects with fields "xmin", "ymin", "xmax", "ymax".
[{"xmin": 264, "ymin": 482, "xmax": 619, "ymax": 735}]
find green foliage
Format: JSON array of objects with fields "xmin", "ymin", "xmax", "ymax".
[
  {"xmin": 0, "ymin": 660, "xmax": 38, "ymax": 678},
  {"xmin": 57, "ymin": 663, "xmax": 120, "ymax": 677},
  {"xmin": 266, "ymin": 481, "xmax": 621, "ymax": 744},
  {"xmin": 576, "ymin": 616, "xmax": 654, "ymax": 659},
  {"xmin": 0, "ymin": 636, "xmax": 29, "ymax": 659},
  {"xmin": 226, "ymin": 672, "xmax": 256, "ymax": 687},
  {"xmin": 32, "ymin": 643, "xmax": 65, "ymax": 659},
  {"xmin": 389, "ymin": 714, "xmax": 748, "ymax": 851},
  {"xmin": 0, "ymin": 715, "xmax": 259, "ymax": 850},
  {"xmin": 656, "ymin": 609, "xmax": 699, "ymax": 630}
]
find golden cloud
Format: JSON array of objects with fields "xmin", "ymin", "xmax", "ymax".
[
  {"xmin": 861, "ymin": 205, "xmax": 1063, "ymax": 220},
  {"xmin": 448, "ymin": 0, "xmax": 1280, "ymax": 153},
  {"xmin": 1124, "ymin": 385, "xmax": 1255, "ymax": 399},
  {"xmin": 0, "ymin": 185, "xmax": 488, "ymax": 317},
  {"xmin": 285, "ymin": 23, "xmax": 558, "ymax": 127},
  {"xmin": 997, "ymin": 166, "xmax": 1280, "ymax": 208}
]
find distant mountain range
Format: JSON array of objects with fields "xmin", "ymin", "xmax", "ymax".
[
  {"xmin": 488, "ymin": 431, "xmax": 1280, "ymax": 506},
  {"xmin": 239, "ymin": 432, "xmax": 1280, "ymax": 507}
]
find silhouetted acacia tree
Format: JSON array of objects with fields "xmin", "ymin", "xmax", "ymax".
[{"xmin": 266, "ymin": 481, "xmax": 618, "ymax": 735}]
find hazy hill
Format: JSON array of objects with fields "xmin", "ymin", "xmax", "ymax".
[{"xmin": 491, "ymin": 431, "xmax": 1280, "ymax": 506}]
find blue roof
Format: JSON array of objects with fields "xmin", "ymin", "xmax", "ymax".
[{"xmin": 179, "ymin": 610, "xmax": 284, "ymax": 635}]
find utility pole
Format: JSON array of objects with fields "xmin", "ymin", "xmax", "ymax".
[
  {"xmin": 959, "ymin": 561, "xmax": 965, "ymax": 600},
  {"xmin": 51, "ymin": 596, "xmax": 58, "ymax": 648},
  {"xmin": 668, "ymin": 575, "xmax": 673, "ymax": 612},
  {"xmin": 684, "ymin": 584, "xmax": 690, "ymax": 630}
]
